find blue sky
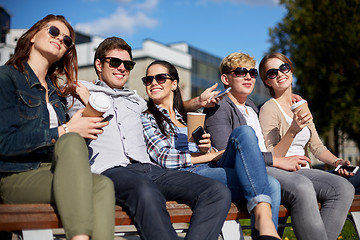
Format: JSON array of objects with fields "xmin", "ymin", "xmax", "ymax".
[{"xmin": 1, "ymin": 0, "xmax": 286, "ymax": 64}]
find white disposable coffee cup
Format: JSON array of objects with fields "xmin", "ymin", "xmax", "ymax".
[
  {"xmin": 290, "ymin": 99, "xmax": 310, "ymax": 116},
  {"xmin": 187, "ymin": 112, "xmax": 206, "ymax": 142},
  {"xmin": 82, "ymin": 93, "xmax": 111, "ymax": 117}
]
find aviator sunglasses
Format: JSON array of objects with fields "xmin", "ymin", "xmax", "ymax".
[
  {"xmin": 225, "ymin": 67, "xmax": 258, "ymax": 78},
  {"xmin": 266, "ymin": 63, "xmax": 291, "ymax": 79},
  {"xmin": 101, "ymin": 57, "xmax": 136, "ymax": 71},
  {"xmin": 142, "ymin": 73, "xmax": 173, "ymax": 86},
  {"xmin": 47, "ymin": 25, "xmax": 73, "ymax": 48}
]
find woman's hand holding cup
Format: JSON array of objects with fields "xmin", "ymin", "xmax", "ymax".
[
  {"xmin": 60, "ymin": 92, "xmax": 112, "ymax": 139},
  {"xmin": 289, "ymin": 99, "xmax": 313, "ymax": 134},
  {"xmin": 66, "ymin": 109, "xmax": 109, "ymax": 139}
]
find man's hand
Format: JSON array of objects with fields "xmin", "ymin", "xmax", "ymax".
[
  {"xmin": 183, "ymin": 83, "xmax": 222, "ymax": 111},
  {"xmin": 273, "ymin": 155, "xmax": 311, "ymax": 171},
  {"xmin": 199, "ymin": 83, "xmax": 221, "ymax": 108}
]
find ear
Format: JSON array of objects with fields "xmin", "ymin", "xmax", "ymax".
[
  {"xmin": 95, "ymin": 59, "xmax": 103, "ymax": 75},
  {"xmin": 221, "ymin": 74, "xmax": 230, "ymax": 87},
  {"xmin": 172, "ymin": 80, "xmax": 178, "ymax": 91},
  {"xmin": 30, "ymin": 34, "xmax": 36, "ymax": 44}
]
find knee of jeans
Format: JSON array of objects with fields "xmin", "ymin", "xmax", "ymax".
[
  {"xmin": 56, "ymin": 132, "xmax": 84, "ymax": 149},
  {"xmin": 208, "ymin": 180, "xmax": 232, "ymax": 205},
  {"xmin": 333, "ymin": 177, "xmax": 355, "ymax": 199},
  {"xmin": 288, "ymin": 177, "xmax": 315, "ymax": 201},
  {"xmin": 231, "ymin": 125, "xmax": 256, "ymax": 139}
]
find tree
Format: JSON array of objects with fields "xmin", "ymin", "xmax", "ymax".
[{"xmin": 268, "ymin": 0, "xmax": 360, "ymax": 155}]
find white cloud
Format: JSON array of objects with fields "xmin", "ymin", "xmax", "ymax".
[
  {"xmin": 75, "ymin": 5, "xmax": 158, "ymax": 36},
  {"xmin": 135, "ymin": 0, "xmax": 159, "ymax": 11}
]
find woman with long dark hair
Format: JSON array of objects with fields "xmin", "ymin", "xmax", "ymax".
[{"xmin": 0, "ymin": 15, "xmax": 115, "ymax": 240}]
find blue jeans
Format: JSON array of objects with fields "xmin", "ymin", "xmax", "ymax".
[
  {"xmin": 181, "ymin": 126, "xmax": 281, "ymax": 229},
  {"xmin": 103, "ymin": 162, "xmax": 231, "ymax": 240}
]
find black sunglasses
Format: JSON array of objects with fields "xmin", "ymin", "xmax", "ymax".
[
  {"xmin": 101, "ymin": 57, "xmax": 136, "ymax": 71},
  {"xmin": 47, "ymin": 25, "xmax": 73, "ymax": 48},
  {"xmin": 266, "ymin": 63, "xmax": 291, "ymax": 79},
  {"xmin": 225, "ymin": 67, "xmax": 258, "ymax": 78},
  {"xmin": 141, "ymin": 73, "xmax": 173, "ymax": 86}
]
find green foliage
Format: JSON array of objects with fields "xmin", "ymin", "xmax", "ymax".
[
  {"xmin": 268, "ymin": 0, "xmax": 360, "ymax": 150},
  {"xmin": 240, "ymin": 216, "xmax": 359, "ymax": 239}
]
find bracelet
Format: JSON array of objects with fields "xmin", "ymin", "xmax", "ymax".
[
  {"xmin": 334, "ymin": 158, "xmax": 342, "ymax": 166},
  {"xmin": 61, "ymin": 124, "xmax": 69, "ymax": 134}
]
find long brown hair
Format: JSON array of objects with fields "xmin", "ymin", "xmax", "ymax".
[{"xmin": 6, "ymin": 14, "xmax": 78, "ymax": 96}]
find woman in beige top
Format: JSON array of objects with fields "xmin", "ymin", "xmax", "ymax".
[
  {"xmin": 258, "ymin": 52, "xmax": 356, "ymax": 240},
  {"xmin": 259, "ymin": 52, "xmax": 356, "ymax": 174}
]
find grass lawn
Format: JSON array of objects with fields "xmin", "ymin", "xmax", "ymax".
[{"xmin": 239, "ymin": 215, "xmax": 359, "ymax": 239}]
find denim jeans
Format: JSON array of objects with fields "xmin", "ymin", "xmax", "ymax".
[
  {"xmin": 181, "ymin": 126, "xmax": 281, "ymax": 229},
  {"xmin": 102, "ymin": 162, "xmax": 231, "ymax": 240},
  {"xmin": 331, "ymin": 170, "xmax": 360, "ymax": 194},
  {"xmin": 267, "ymin": 167, "xmax": 354, "ymax": 240}
]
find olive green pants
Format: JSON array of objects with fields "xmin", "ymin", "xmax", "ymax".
[{"xmin": 0, "ymin": 133, "xmax": 115, "ymax": 240}]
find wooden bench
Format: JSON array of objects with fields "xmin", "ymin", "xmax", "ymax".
[
  {"xmin": 1, "ymin": 196, "xmax": 360, "ymax": 240},
  {"xmin": 0, "ymin": 202, "xmax": 287, "ymax": 240}
]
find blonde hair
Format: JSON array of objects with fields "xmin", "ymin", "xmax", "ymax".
[{"xmin": 220, "ymin": 52, "xmax": 256, "ymax": 74}]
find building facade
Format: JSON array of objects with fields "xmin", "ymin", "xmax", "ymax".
[{"xmin": 1, "ymin": 11, "xmax": 357, "ymax": 164}]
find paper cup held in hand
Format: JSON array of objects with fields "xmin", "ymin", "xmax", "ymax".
[
  {"xmin": 290, "ymin": 99, "xmax": 310, "ymax": 117},
  {"xmin": 187, "ymin": 112, "xmax": 206, "ymax": 142},
  {"xmin": 82, "ymin": 93, "xmax": 111, "ymax": 117}
]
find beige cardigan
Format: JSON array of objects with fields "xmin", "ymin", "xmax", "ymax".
[{"xmin": 259, "ymin": 98, "xmax": 327, "ymax": 160}]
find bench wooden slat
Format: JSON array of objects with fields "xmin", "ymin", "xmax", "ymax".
[
  {"xmin": 1, "ymin": 197, "xmax": 359, "ymax": 232},
  {"xmin": 349, "ymin": 195, "xmax": 360, "ymax": 212},
  {"xmin": 0, "ymin": 204, "xmax": 61, "ymax": 230}
]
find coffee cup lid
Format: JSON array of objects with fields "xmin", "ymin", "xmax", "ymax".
[
  {"xmin": 290, "ymin": 99, "xmax": 307, "ymax": 111},
  {"xmin": 89, "ymin": 93, "xmax": 111, "ymax": 112},
  {"xmin": 187, "ymin": 112, "xmax": 206, "ymax": 116}
]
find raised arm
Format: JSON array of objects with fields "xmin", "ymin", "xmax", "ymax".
[{"xmin": 183, "ymin": 83, "xmax": 220, "ymax": 112}]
